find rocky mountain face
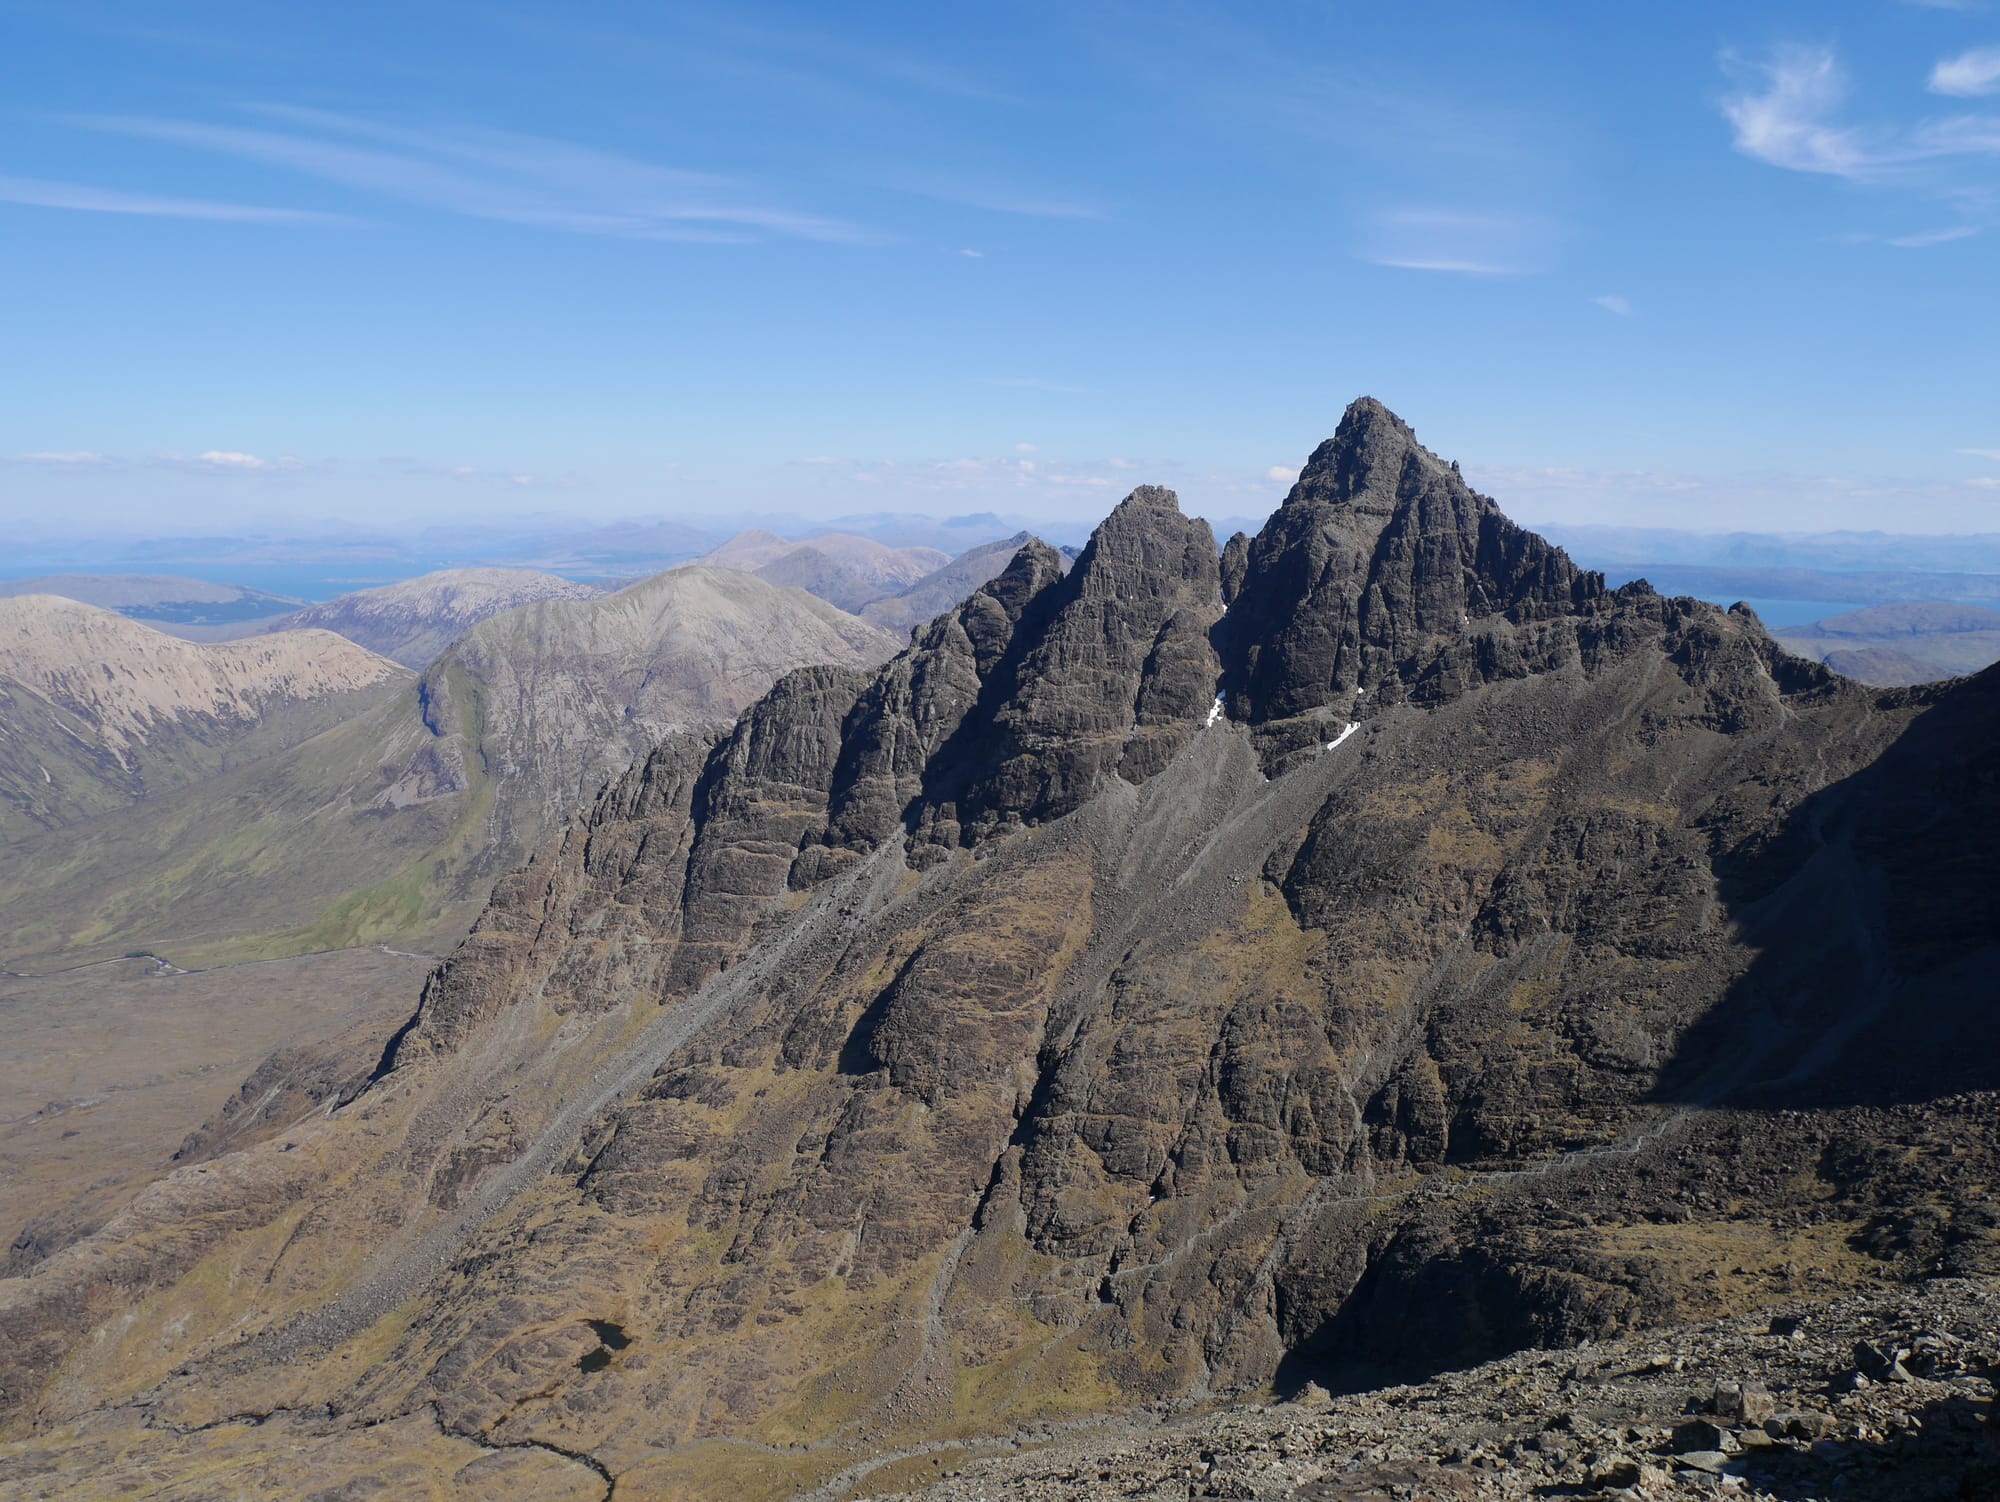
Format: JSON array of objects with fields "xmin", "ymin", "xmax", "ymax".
[
  {"xmin": 0, "ymin": 596, "xmax": 405, "ymax": 838},
  {"xmin": 263, "ymin": 567, "xmax": 605, "ymax": 668},
  {"xmin": 408, "ymin": 564, "xmax": 900, "ymax": 835},
  {"xmin": 0, "ymin": 568, "xmax": 898, "ymax": 966},
  {"xmin": 1, "ymin": 400, "xmax": 1993, "ymax": 1500}
]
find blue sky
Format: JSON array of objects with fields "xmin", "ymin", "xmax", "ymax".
[{"xmin": 1, "ymin": 0, "xmax": 1997, "ymax": 539}]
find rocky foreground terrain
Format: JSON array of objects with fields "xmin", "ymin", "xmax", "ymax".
[
  {"xmin": 0, "ymin": 400, "xmax": 1991, "ymax": 1498},
  {"xmin": 875, "ymin": 1277, "xmax": 1997, "ymax": 1501}
]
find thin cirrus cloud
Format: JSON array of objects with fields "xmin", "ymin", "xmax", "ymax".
[
  {"xmin": 0, "ymin": 173, "xmax": 348, "ymax": 224},
  {"xmin": 1889, "ymin": 224, "xmax": 1982, "ymax": 246},
  {"xmin": 6, "ymin": 449, "xmax": 307, "ymax": 474},
  {"xmin": 1592, "ymin": 294, "xmax": 1633, "ymax": 316},
  {"xmin": 6, "ymin": 450, "xmax": 111, "ymax": 466},
  {"xmin": 1930, "ymin": 47, "xmax": 2000, "ymax": 98},
  {"xmin": 1359, "ymin": 208, "xmax": 1546, "ymax": 276},
  {"xmin": 63, "ymin": 107, "xmax": 871, "ymax": 244}
]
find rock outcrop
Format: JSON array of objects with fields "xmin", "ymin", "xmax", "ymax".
[{"xmin": 1, "ymin": 400, "xmax": 1993, "ymax": 1502}]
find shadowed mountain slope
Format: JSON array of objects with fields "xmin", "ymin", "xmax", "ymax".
[{"xmin": 1, "ymin": 401, "xmax": 1992, "ymax": 1500}]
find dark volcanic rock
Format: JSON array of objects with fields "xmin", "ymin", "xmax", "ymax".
[
  {"xmin": 7, "ymin": 399, "xmax": 1998, "ymax": 1502},
  {"xmin": 1218, "ymin": 397, "xmax": 1603, "ymax": 745}
]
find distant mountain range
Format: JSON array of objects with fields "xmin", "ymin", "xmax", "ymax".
[
  {"xmin": 1775, "ymin": 601, "xmax": 2000, "ymax": 686},
  {"xmin": 0, "ymin": 573, "xmax": 301, "ymax": 625},
  {"xmin": 0, "ymin": 569, "xmax": 898, "ymax": 967},
  {"xmin": 258, "ymin": 568, "xmax": 605, "ymax": 668}
]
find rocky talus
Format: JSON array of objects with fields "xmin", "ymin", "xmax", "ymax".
[
  {"xmin": 0, "ymin": 399, "xmax": 1993, "ymax": 1501},
  {"xmin": 871, "ymin": 1276, "xmax": 1998, "ymax": 1501}
]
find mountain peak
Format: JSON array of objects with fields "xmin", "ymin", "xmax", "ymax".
[
  {"xmin": 1289, "ymin": 396, "xmax": 1453, "ymax": 518},
  {"xmin": 1220, "ymin": 398, "xmax": 1602, "ymax": 733}
]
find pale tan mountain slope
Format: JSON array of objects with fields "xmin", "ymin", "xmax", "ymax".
[
  {"xmin": 263, "ymin": 567, "xmax": 605, "ymax": 668},
  {"xmin": 0, "ymin": 568, "xmax": 899, "ymax": 967},
  {"xmin": 0, "ymin": 596, "xmax": 407, "ymax": 838},
  {"xmin": 0, "ymin": 596, "xmax": 398, "ymax": 747}
]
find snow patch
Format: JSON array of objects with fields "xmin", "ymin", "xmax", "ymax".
[
  {"xmin": 1324, "ymin": 722, "xmax": 1358, "ymax": 752},
  {"xmin": 1205, "ymin": 692, "xmax": 1224, "ymax": 728}
]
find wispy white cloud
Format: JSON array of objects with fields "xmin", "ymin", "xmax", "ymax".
[
  {"xmin": 1889, "ymin": 224, "xmax": 1982, "ymax": 245},
  {"xmin": 1592, "ymin": 293, "xmax": 1634, "ymax": 315},
  {"xmin": 958, "ymin": 247, "xmax": 984, "ymax": 257},
  {"xmin": 65, "ymin": 108, "xmax": 870, "ymax": 244},
  {"xmin": 1720, "ymin": 45, "xmax": 2000, "ymax": 181},
  {"xmin": 1960, "ymin": 447, "xmax": 2000, "ymax": 459},
  {"xmin": 1265, "ymin": 465, "xmax": 1300, "ymax": 483},
  {"xmin": 0, "ymin": 174, "xmax": 346, "ymax": 224},
  {"xmin": 1721, "ymin": 47, "xmax": 1885, "ymax": 178},
  {"xmin": 1931, "ymin": 47, "xmax": 2000, "ymax": 97},
  {"xmin": 1968, "ymin": 476, "xmax": 2000, "ymax": 489},
  {"xmin": 1013, "ymin": 442, "xmax": 1036, "ymax": 453},
  {"xmin": 1372, "ymin": 256, "xmax": 1521, "ymax": 275},
  {"xmin": 157, "ymin": 450, "xmax": 304, "ymax": 473}
]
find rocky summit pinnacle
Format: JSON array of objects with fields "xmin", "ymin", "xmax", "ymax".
[{"xmin": 1219, "ymin": 395, "xmax": 1604, "ymax": 739}]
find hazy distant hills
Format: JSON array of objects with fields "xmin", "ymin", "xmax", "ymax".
[
  {"xmin": 0, "ymin": 596, "xmax": 405, "ymax": 839},
  {"xmin": 0, "ymin": 568, "xmax": 898, "ymax": 967},
  {"xmin": 258, "ymin": 567, "xmax": 605, "ymax": 668},
  {"xmin": 0, "ymin": 573, "xmax": 300, "ymax": 625},
  {"xmin": 858, "ymin": 529, "xmax": 1057, "ymax": 635},
  {"xmin": 694, "ymin": 529, "xmax": 951, "ymax": 613},
  {"xmin": 1776, "ymin": 601, "xmax": 2000, "ymax": 686}
]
